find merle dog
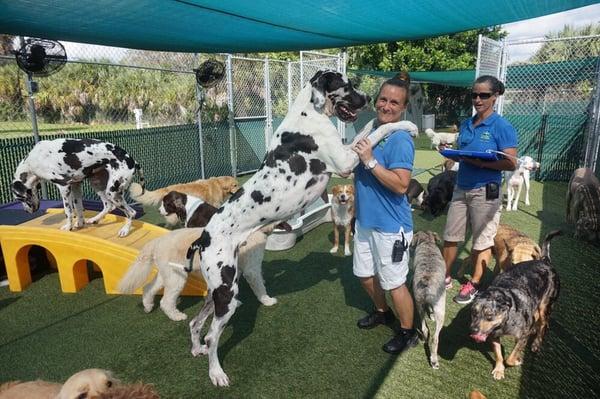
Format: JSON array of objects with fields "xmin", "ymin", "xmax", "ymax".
[
  {"xmin": 184, "ymin": 70, "xmax": 418, "ymax": 386},
  {"xmin": 11, "ymin": 138, "xmax": 144, "ymax": 237},
  {"xmin": 470, "ymin": 230, "xmax": 561, "ymax": 380}
]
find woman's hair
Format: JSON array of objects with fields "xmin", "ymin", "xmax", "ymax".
[
  {"xmin": 376, "ymin": 71, "xmax": 411, "ymax": 105},
  {"xmin": 474, "ymin": 75, "xmax": 505, "ymax": 95}
]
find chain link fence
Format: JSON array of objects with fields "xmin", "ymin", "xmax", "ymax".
[
  {"xmin": 501, "ymin": 35, "xmax": 600, "ymax": 181},
  {"xmin": 0, "ymin": 39, "xmax": 341, "ymax": 204}
]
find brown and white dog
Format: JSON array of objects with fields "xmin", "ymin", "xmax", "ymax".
[
  {"xmin": 329, "ymin": 184, "xmax": 355, "ymax": 256},
  {"xmin": 129, "ymin": 176, "xmax": 239, "ymax": 225},
  {"xmin": 158, "ymin": 191, "xmax": 218, "ymax": 228},
  {"xmin": 566, "ymin": 167, "xmax": 600, "ymax": 241}
]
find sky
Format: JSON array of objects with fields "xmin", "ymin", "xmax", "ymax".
[
  {"xmin": 61, "ymin": 3, "xmax": 600, "ymax": 63},
  {"xmin": 502, "ymin": 3, "xmax": 600, "ymax": 62}
]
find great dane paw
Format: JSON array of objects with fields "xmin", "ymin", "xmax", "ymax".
[
  {"xmin": 344, "ymin": 248, "xmax": 352, "ymax": 256},
  {"xmin": 60, "ymin": 223, "xmax": 73, "ymax": 231},
  {"xmin": 191, "ymin": 344, "xmax": 208, "ymax": 357},
  {"xmin": 329, "ymin": 246, "xmax": 338, "ymax": 254},
  {"xmin": 209, "ymin": 368, "xmax": 230, "ymax": 387},
  {"xmin": 118, "ymin": 225, "xmax": 131, "ymax": 237},
  {"xmin": 259, "ymin": 295, "xmax": 278, "ymax": 306}
]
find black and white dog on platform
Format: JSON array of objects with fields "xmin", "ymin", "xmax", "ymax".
[
  {"xmin": 185, "ymin": 70, "xmax": 418, "ymax": 387},
  {"xmin": 11, "ymin": 138, "xmax": 144, "ymax": 237}
]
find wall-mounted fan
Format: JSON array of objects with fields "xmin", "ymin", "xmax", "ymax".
[
  {"xmin": 13, "ymin": 38, "xmax": 67, "ymax": 78},
  {"xmin": 194, "ymin": 59, "xmax": 225, "ymax": 88}
]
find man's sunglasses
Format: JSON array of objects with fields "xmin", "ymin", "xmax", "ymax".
[{"xmin": 471, "ymin": 92, "xmax": 494, "ymax": 100}]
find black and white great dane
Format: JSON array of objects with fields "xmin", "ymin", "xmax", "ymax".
[
  {"xmin": 186, "ymin": 70, "xmax": 418, "ymax": 386},
  {"xmin": 11, "ymin": 138, "xmax": 144, "ymax": 237}
]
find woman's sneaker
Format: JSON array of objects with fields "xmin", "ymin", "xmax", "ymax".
[{"xmin": 453, "ymin": 281, "xmax": 479, "ymax": 304}]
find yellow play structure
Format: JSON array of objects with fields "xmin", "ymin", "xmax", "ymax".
[{"xmin": 0, "ymin": 209, "xmax": 207, "ymax": 296}]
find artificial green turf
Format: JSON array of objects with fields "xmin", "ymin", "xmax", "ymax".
[{"xmin": 1, "ymin": 149, "xmax": 599, "ymax": 398}]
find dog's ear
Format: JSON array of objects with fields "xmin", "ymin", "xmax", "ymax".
[{"xmin": 310, "ymin": 71, "xmax": 327, "ymax": 109}]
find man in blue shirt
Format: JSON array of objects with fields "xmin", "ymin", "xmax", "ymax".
[{"xmin": 353, "ymin": 73, "xmax": 418, "ymax": 355}]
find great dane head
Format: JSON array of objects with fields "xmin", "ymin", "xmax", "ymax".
[
  {"xmin": 309, "ymin": 70, "xmax": 370, "ymax": 122},
  {"xmin": 11, "ymin": 172, "xmax": 41, "ymax": 213}
]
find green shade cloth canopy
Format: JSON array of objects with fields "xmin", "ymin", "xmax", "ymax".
[
  {"xmin": 0, "ymin": 1, "xmax": 595, "ymax": 53},
  {"xmin": 350, "ymin": 57, "xmax": 600, "ymax": 88}
]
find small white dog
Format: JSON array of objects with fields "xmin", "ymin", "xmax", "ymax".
[
  {"xmin": 425, "ymin": 128, "xmax": 458, "ymax": 149},
  {"xmin": 118, "ymin": 223, "xmax": 286, "ymax": 321},
  {"xmin": 505, "ymin": 156, "xmax": 540, "ymax": 211}
]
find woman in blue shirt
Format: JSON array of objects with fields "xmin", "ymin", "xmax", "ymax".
[
  {"xmin": 442, "ymin": 75, "xmax": 518, "ymax": 304},
  {"xmin": 352, "ymin": 73, "xmax": 418, "ymax": 355}
]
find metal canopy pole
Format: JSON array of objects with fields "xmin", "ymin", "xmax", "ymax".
[
  {"xmin": 226, "ymin": 54, "xmax": 237, "ymax": 177},
  {"xmin": 20, "ymin": 36, "xmax": 47, "ymax": 199}
]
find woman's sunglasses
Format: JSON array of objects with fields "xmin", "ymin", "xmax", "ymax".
[{"xmin": 471, "ymin": 92, "xmax": 494, "ymax": 100}]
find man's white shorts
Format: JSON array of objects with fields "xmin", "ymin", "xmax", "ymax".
[{"xmin": 353, "ymin": 222, "xmax": 413, "ymax": 290}]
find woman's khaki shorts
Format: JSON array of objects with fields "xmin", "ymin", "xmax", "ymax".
[{"xmin": 443, "ymin": 186, "xmax": 501, "ymax": 251}]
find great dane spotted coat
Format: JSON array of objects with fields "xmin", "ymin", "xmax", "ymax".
[
  {"xmin": 185, "ymin": 70, "xmax": 418, "ymax": 386},
  {"xmin": 11, "ymin": 138, "xmax": 144, "ymax": 237}
]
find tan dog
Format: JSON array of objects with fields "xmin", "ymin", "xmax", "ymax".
[
  {"xmin": 329, "ymin": 184, "xmax": 355, "ymax": 256},
  {"xmin": 457, "ymin": 224, "xmax": 540, "ymax": 278},
  {"xmin": 129, "ymin": 176, "xmax": 239, "ymax": 224},
  {"xmin": 0, "ymin": 368, "xmax": 118, "ymax": 399},
  {"xmin": 492, "ymin": 224, "xmax": 541, "ymax": 273}
]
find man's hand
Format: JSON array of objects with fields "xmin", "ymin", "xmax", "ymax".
[{"xmin": 353, "ymin": 138, "xmax": 373, "ymax": 164}]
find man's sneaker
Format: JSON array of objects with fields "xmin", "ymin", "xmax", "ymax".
[
  {"xmin": 445, "ymin": 276, "xmax": 453, "ymax": 290},
  {"xmin": 357, "ymin": 309, "xmax": 395, "ymax": 329},
  {"xmin": 454, "ymin": 281, "xmax": 479, "ymax": 304},
  {"xmin": 382, "ymin": 328, "xmax": 419, "ymax": 355}
]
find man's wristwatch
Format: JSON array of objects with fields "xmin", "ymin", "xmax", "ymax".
[{"xmin": 365, "ymin": 158, "xmax": 378, "ymax": 170}]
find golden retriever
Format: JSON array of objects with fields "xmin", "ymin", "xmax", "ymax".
[{"xmin": 0, "ymin": 369, "xmax": 118, "ymax": 399}]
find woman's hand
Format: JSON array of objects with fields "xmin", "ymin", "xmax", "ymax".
[
  {"xmin": 353, "ymin": 138, "xmax": 373, "ymax": 164},
  {"xmin": 460, "ymin": 157, "xmax": 484, "ymax": 168}
]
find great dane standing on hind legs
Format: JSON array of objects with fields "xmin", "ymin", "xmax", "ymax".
[{"xmin": 185, "ymin": 70, "xmax": 418, "ymax": 387}]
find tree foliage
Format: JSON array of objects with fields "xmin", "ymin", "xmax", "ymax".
[
  {"xmin": 347, "ymin": 27, "xmax": 507, "ymax": 126},
  {"xmin": 531, "ymin": 23, "xmax": 600, "ymax": 63}
]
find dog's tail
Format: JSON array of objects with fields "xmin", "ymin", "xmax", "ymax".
[
  {"xmin": 541, "ymin": 229, "xmax": 561, "ymax": 262},
  {"xmin": 117, "ymin": 239, "xmax": 157, "ymax": 293},
  {"xmin": 129, "ymin": 183, "xmax": 166, "ymax": 207},
  {"xmin": 135, "ymin": 163, "xmax": 146, "ymax": 194}
]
